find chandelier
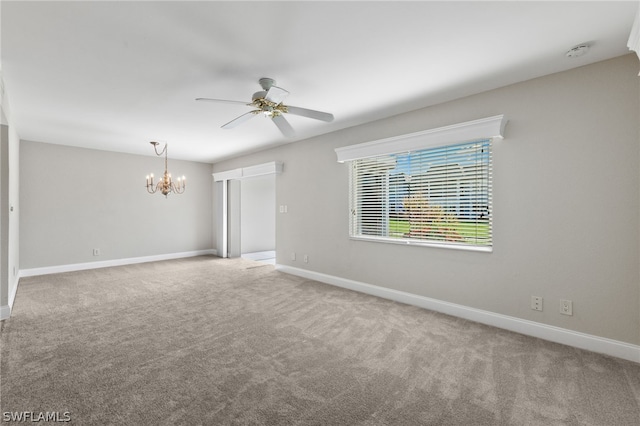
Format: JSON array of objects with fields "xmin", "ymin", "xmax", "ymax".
[{"xmin": 145, "ymin": 141, "xmax": 185, "ymax": 197}]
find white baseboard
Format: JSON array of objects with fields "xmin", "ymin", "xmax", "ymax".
[
  {"xmin": 20, "ymin": 249, "xmax": 217, "ymax": 278},
  {"xmin": 275, "ymin": 264, "xmax": 640, "ymax": 364}
]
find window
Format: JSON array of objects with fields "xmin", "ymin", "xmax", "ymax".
[
  {"xmin": 349, "ymin": 140, "xmax": 492, "ymax": 249},
  {"xmin": 336, "ymin": 115, "xmax": 506, "ymax": 252}
]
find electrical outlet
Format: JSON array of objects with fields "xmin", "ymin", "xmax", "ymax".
[
  {"xmin": 531, "ymin": 296, "xmax": 543, "ymax": 311},
  {"xmin": 560, "ymin": 299, "xmax": 573, "ymax": 316},
  {"xmin": 303, "ymin": 255, "xmax": 309, "ymax": 263},
  {"xmin": 93, "ymin": 248, "xmax": 100, "ymax": 256},
  {"xmin": 291, "ymin": 252, "xmax": 296, "ymax": 261}
]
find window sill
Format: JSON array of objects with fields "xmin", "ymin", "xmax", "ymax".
[{"xmin": 349, "ymin": 235, "xmax": 493, "ymax": 253}]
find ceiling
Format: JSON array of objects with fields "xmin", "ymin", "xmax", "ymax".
[{"xmin": 1, "ymin": 1, "xmax": 637, "ymax": 163}]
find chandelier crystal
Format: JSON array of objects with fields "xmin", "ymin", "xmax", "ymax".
[{"xmin": 145, "ymin": 141, "xmax": 185, "ymax": 197}]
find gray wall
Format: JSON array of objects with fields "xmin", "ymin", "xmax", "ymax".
[
  {"xmin": 213, "ymin": 54, "xmax": 640, "ymax": 346},
  {"xmin": 20, "ymin": 142, "xmax": 213, "ymax": 268},
  {"xmin": 240, "ymin": 175, "xmax": 275, "ymax": 254}
]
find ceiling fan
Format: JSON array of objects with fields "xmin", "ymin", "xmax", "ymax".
[{"xmin": 196, "ymin": 77, "xmax": 334, "ymax": 137}]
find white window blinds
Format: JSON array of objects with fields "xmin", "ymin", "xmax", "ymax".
[{"xmin": 350, "ymin": 139, "xmax": 492, "ymax": 249}]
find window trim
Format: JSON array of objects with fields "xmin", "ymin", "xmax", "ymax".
[
  {"xmin": 335, "ymin": 115, "xmax": 506, "ymax": 163},
  {"xmin": 349, "ymin": 234, "xmax": 493, "ymax": 253}
]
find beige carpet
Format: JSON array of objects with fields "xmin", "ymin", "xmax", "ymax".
[{"xmin": 1, "ymin": 256, "xmax": 639, "ymax": 425}]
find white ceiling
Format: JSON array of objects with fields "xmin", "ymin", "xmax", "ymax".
[{"xmin": 1, "ymin": 1, "xmax": 637, "ymax": 163}]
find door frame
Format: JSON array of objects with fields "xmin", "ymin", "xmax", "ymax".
[{"xmin": 212, "ymin": 161, "xmax": 283, "ymax": 258}]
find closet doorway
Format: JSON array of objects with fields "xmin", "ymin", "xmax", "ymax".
[{"xmin": 213, "ymin": 162, "xmax": 282, "ymax": 263}]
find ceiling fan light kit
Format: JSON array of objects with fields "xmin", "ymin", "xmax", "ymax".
[{"xmin": 196, "ymin": 77, "xmax": 334, "ymax": 137}]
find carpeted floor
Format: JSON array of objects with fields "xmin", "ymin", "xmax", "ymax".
[{"xmin": 1, "ymin": 256, "xmax": 639, "ymax": 425}]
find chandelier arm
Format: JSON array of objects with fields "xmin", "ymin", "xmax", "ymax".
[
  {"xmin": 171, "ymin": 182, "xmax": 185, "ymax": 194},
  {"xmin": 146, "ymin": 183, "xmax": 157, "ymax": 194}
]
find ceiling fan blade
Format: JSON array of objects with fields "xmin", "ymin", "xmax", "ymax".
[
  {"xmin": 272, "ymin": 114, "xmax": 295, "ymax": 137},
  {"xmin": 264, "ymin": 86, "xmax": 289, "ymax": 105},
  {"xmin": 285, "ymin": 105, "xmax": 334, "ymax": 122},
  {"xmin": 221, "ymin": 111, "xmax": 259, "ymax": 129},
  {"xmin": 196, "ymin": 98, "xmax": 249, "ymax": 106}
]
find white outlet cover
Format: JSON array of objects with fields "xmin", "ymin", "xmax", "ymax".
[
  {"xmin": 560, "ymin": 299, "xmax": 573, "ymax": 315},
  {"xmin": 531, "ymin": 296, "xmax": 543, "ymax": 311}
]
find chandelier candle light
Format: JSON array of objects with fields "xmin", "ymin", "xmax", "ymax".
[{"xmin": 145, "ymin": 141, "xmax": 185, "ymax": 197}]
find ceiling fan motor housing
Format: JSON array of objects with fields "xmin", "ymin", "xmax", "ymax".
[{"xmin": 259, "ymin": 77, "xmax": 276, "ymax": 90}]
